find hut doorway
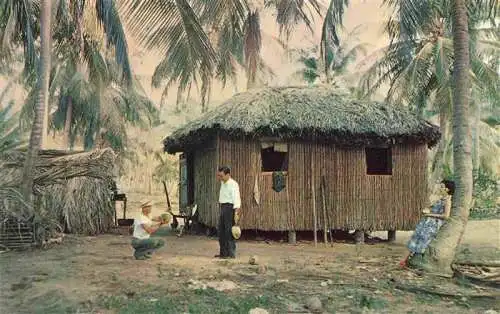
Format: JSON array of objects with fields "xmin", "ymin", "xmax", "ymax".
[{"xmin": 179, "ymin": 153, "xmax": 195, "ymax": 208}]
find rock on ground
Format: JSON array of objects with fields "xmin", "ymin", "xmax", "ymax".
[
  {"xmin": 305, "ymin": 296, "xmax": 322, "ymax": 313},
  {"xmin": 249, "ymin": 255, "xmax": 259, "ymax": 265},
  {"xmin": 248, "ymin": 308, "xmax": 269, "ymax": 314}
]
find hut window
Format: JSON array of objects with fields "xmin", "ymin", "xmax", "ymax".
[
  {"xmin": 365, "ymin": 147, "xmax": 392, "ymax": 175},
  {"xmin": 261, "ymin": 142, "xmax": 288, "ymax": 172}
]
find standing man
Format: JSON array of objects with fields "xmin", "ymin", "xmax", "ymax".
[
  {"xmin": 216, "ymin": 166, "xmax": 241, "ymax": 259},
  {"xmin": 131, "ymin": 201, "xmax": 165, "ymax": 260}
]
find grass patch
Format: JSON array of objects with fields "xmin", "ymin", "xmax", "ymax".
[
  {"xmin": 28, "ymin": 290, "xmax": 88, "ymax": 314},
  {"xmin": 357, "ymin": 294, "xmax": 388, "ymax": 310},
  {"xmin": 99, "ymin": 287, "xmax": 283, "ymax": 314}
]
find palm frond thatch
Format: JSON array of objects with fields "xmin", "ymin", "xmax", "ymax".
[
  {"xmin": 0, "ymin": 148, "xmax": 117, "ymax": 243},
  {"xmin": 163, "ymin": 86, "xmax": 441, "ymax": 153}
]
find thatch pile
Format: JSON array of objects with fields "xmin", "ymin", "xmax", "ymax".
[
  {"xmin": 0, "ymin": 149, "xmax": 117, "ymax": 248},
  {"xmin": 164, "ymin": 86, "xmax": 440, "ymax": 153}
]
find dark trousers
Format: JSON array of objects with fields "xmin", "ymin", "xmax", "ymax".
[
  {"xmin": 218, "ymin": 203, "xmax": 236, "ymax": 257},
  {"xmin": 131, "ymin": 237, "xmax": 165, "ymax": 260}
]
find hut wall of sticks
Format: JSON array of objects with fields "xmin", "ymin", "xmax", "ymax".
[
  {"xmin": 164, "ymin": 86, "xmax": 441, "ymax": 232},
  {"xmin": 0, "ymin": 149, "xmax": 117, "ymax": 249}
]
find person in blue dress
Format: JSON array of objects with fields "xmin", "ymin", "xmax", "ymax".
[{"xmin": 400, "ymin": 180, "xmax": 455, "ymax": 268}]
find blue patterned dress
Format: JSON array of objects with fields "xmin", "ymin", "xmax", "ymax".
[{"xmin": 407, "ymin": 199, "xmax": 447, "ymax": 254}]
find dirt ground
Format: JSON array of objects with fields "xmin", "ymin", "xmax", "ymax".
[{"xmin": 0, "ymin": 220, "xmax": 499, "ymax": 314}]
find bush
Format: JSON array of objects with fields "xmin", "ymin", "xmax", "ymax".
[{"xmin": 470, "ymin": 170, "xmax": 500, "ymax": 220}]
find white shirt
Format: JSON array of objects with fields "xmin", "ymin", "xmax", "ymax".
[
  {"xmin": 133, "ymin": 214, "xmax": 152, "ymax": 239},
  {"xmin": 219, "ymin": 178, "xmax": 241, "ymax": 209}
]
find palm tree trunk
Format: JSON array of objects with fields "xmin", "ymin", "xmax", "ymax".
[
  {"xmin": 472, "ymin": 99, "xmax": 480, "ymax": 176},
  {"xmin": 420, "ymin": 0, "xmax": 473, "ymax": 275},
  {"xmin": 22, "ymin": 0, "xmax": 52, "ymax": 200},
  {"xmin": 430, "ymin": 108, "xmax": 449, "ymax": 190}
]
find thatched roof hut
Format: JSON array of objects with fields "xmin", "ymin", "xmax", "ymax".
[
  {"xmin": 0, "ymin": 149, "xmax": 117, "ymax": 249},
  {"xmin": 163, "ymin": 86, "xmax": 440, "ymax": 234}
]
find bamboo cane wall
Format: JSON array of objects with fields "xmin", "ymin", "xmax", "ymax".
[
  {"xmin": 192, "ymin": 139, "xmax": 220, "ymax": 227},
  {"xmin": 191, "ymin": 136, "xmax": 428, "ymax": 231}
]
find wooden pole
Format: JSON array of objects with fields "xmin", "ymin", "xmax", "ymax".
[
  {"xmin": 311, "ymin": 157, "xmax": 317, "ymax": 247},
  {"xmin": 322, "ymin": 176, "xmax": 334, "ymax": 246},
  {"xmin": 320, "ymin": 175, "xmax": 328, "ymax": 245}
]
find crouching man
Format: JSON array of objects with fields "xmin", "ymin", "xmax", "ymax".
[{"xmin": 131, "ymin": 201, "xmax": 165, "ymax": 260}]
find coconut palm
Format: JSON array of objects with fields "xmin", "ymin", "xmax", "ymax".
[
  {"xmin": 13, "ymin": 1, "xmax": 155, "ymax": 152},
  {"xmin": 20, "ymin": 43, "xmax": 158, "ymax": 153},
  {"xmin": 421, "ymin": 0, "xmax": 474, "ymax": 275},
  {"xmin": 21, "ymin": 0, "xmax": 50, "ymax": 202},
  {"xmin": 1, "ymin": 0, "xmax": 133, "ymax": 148},
  {"xmin": 294, "ymin": 25, "xmax": 368, "ymax": 86},
  {"xmin": 56, "ymin": 0, "xmax": 132, "ymax": 148}
]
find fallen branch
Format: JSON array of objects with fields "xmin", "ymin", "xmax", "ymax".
[
  {"xmin": 453, "ymin": 261, "xmax": 500, "ymax": 267},
  {"xmin": 291, "ymin": 273, "xmax": 500, "ymax": 300},
  {"xmin": 394, "ymin": 283, "xmax": 500, "ymax": 300},
  {"xmin": 453, "ymin": 269, "xmax": 500, "ymax": 289}
]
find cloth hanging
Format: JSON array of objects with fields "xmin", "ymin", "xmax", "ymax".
[
  {"xmin": 272, "ymin": 171, "xmax": 286, "ymax": 192},
  {"xmin": 274, "ymin": 143, "xmax": 288, "ymax": 152},
  {"xmin": 253, "ymin": 176, "xmax": 260, "ymax": 205},
  {"xmin": 260, "ymin": 142, "xmax": 273, "ymax": 149}
]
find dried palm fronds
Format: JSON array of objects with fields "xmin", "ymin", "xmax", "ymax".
[{"xmin": 0, "ymin": 148, "xmax": 117, "ymax": 248}]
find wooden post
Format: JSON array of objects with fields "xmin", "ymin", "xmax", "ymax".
[
  {"xmin": 354, "ymin": 230, "xmax": 364, "ymax": 244},
  {"xmin": 322, "ymin": 176, "xmax": 334, "ymax": 246},
  {"xmin": 388, "ymin": 230, "xmax": 396, "ymax": 242},
  {"xmin": 311, "ymin": 157, "xmax": 317, "ymax": 247},
  {"xmin": 320, "ymin": 176, "xmax": 328, "ymax": 245},
  {"xmin": 288, "ymin": 231, "xmax": 296, "ymax": 244}
]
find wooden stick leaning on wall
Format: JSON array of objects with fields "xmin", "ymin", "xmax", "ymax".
[
  {"xmin": 311, "ymin": 156, "xmax": 318, "ymax": 247},
  {"xmin": 320, "ymin": 175, "xmax": 328, "ymax": 245},
  {"xmin": 322, "ymin": 176, "xmax": 334, "ymax": 246}
]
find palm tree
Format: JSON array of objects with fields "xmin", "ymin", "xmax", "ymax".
[
  {"xmin": 294, "ymin": 25, "xmax": 368, "ymax": 86},
  {"xmin": 419, "ymin": 0, "xmax": 474, "ymax": 275},
  {"xmin": 56, "ymin": 0, "xmax": 132, "ymax": 148},
  {"xmin": 1, "ymin": 0, "xmax": 132, "ymax": 149},
  {"xmin": 21, "ymin": 0, "xmax": 51, "ymax": 201}
]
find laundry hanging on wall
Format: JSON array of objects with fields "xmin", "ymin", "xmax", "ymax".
[
  {"xmin": 253, "ymin": 176, "xmax": 260, "ymax": 205},
  {"xmin": 272, "ymin": 171, "xmax": 286, "ymax": 192}
]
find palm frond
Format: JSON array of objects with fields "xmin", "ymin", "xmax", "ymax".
[
  {"xmin": 121, "ymin": 0, "xmax": 217, "ymax": 99},
  {"xmin": 0, "ymin": 103, "xmax": 26, "ymax": 154},
  {"xmin": 244, "ymin": 10, "xmax": 261, "ymax": 89},
  {"xmin": 95, "ymin": 0, "xmax": 132, "ymax": 83},
  {"xmin": 266, "ymin": 0, "xmax": 322, "ymax": 40},
  {"xmin": 0, "ymin": 0, "xmax": 38, "ymax": 74},
  {"xmin": 320, "ymin": 0, "xmax": 349, "ymax": 78}
]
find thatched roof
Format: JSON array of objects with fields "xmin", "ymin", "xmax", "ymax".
[
  {"xmin": 163, "ymin": 86, "xmax": 440, "ymax": 153},
  {"xmin": 1, "ymin": 149, "xmax": 116, "ymax": 188}
]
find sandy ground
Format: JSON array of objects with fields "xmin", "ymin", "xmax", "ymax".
[{"xmin": 0, "ymin": 220, "xmax": 499, "ymax": 314}]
